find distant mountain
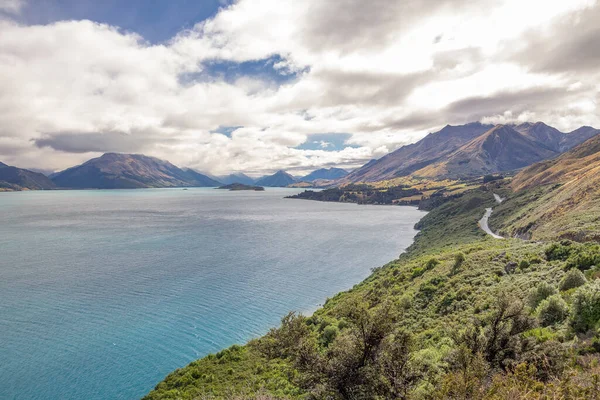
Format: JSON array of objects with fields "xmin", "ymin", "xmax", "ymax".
[
  {"xmin": 254, "ymin": 170, "xmax": 297, "ymax": 187},
  {"xmin": 182, "ymin": 169, "xmax": 222, "ymax": 187},
  {"xmin": 301, "ymin": 168, "xmax": 348, "ymax": 182},
  {"xmin": 339, "ymin": 121, "xmax": 600, "ymax": 183},
  {"xmin": 561, "ymin": 126, "xmax": 600, "ymax": 152},
  {"xmin": 217, "ymin": 173, "xmax": 256, "ymax": 185},
  {"xmin": 414, "ymin": 125, "xmax": 558, "ymax": 178},
  {"xmin": 0, "ymin": 162, "xmax": 56, "ymax": 190},
  {"xmin": 51, "ymin": 153, "xmax": 220, "ymax": 189},
  {"xmin": 514, "ymin": 122, "xmax": 600, "ymax": 153},
  {"xmin": 513, "ymin": 122, "xmax": 564, "ymax": 152},
  {"xmin": 338, "ymin": 122, "xmax": 494, "ymax": 183}
]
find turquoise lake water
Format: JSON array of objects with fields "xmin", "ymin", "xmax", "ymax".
[{"xmin": 0, "ymin": 188, "xmax": 424, "ymax": 399}]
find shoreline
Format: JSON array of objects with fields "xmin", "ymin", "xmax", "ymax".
[{"xmin": 1, "ymin": 189, "xmax": 425, "ymax": 400}]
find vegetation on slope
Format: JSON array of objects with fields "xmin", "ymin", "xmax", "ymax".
[
  {"xmin": 146, "ymin": 177, "xmax": 600, "ymax": 399},
  {"xmin": 489, "ymin": 134, "xmax": 600, "ymax": 242},
  {"xmin": 217, "ymin": 183, "xmax": 265, "ymax": 191},
  {"xmin": 286, "ymin": 177, "xmax": 486, "ymax": 211}
]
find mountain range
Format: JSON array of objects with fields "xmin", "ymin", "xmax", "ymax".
[
  {"xmin": 51, "ymin": 153, "xmax": 220, "ymax": 189},
  {"xmin": 216, "ymin": 173, "xmax": 256, "ymax": 185},
  {"xmin": 0, "ymin": 162, "xmax": 56, "ymax": 190},
  {"xmin": 3, "ymin": 121, "xmax": 599, "ymax": 191},
  {"xmin": 300, "ymin": 168, "xmax": 348, "ymax": 182},
  {"xmin": 339, "ymin": 122, "xmax": 600, "ymax": 183}
]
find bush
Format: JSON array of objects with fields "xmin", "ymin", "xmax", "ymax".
[
  {"xmin": 565, "ymin": 246, "xmax": 600, "ymax": 271},
  {"xmin": 452, "ymin": 253, "xmax": 466, "ymax": 274},
  {"xmin": 518, "ymin": 260, "xmax": 530, "ymax": 270},
  {"xmin": 412, "ymin": 258, "xmax": 440, "ymax": 278},
  {"xmin": 320, "ymin": 325, "xmax": 338, "ymax": 347},
  {"xmin": 523, "ymin": 327, "xmax": 557, "ymax": 343},
  {"xmin": 426, "ymin": 258, "xmax": 440, "ymax": 270},
  {"xmin": 545, "ymin": 242, "xmax": 572, "ymax": 261},
  {"xmin": 559, "ymin": 269, "xmax": 587, "ymax": 291},
  {"xmin": 528, "ymin": 282, "xmax": 558, "ymax": 309},
  {"xmin": 571, "ymin": 281, "xmax": 600, "ymax": 333},
  {"xmin": 536, "ymin": 295, "xmax": 568, "ymax": 326}
]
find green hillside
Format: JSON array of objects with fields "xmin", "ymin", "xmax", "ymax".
[{"xmin": 145, "ymin": 150, "xmax": 600, "ymax": 399}]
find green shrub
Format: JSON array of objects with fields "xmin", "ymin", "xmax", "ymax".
[
  {"xmin": 452, "ymin": 253, "xmax": 466, "ymax": 274},
  {"xmin": 571, "ymin": 281, "xmax": 600, "ymax": 333},
  {"xmin": 518, "ymin": 260, "xmax": 530, "ymax": 270},
  {"xmin": 545, "ymin": 242, "xmax": 573, "ymax": 261},
  {"xmin": 320, "ymin": 325, "xmax": 339, "ymax": 347},
  {"xmin": 412, "ymin": 258, "xmax": 440, "ymax": 278},
  {"xmin": 523, "ymin": 327, "xmax": 557, "ymax": 343},
  {"xmin": 565, "ymin": 246, "xmax": 600, "ymax": 271},
  {"xmin": 536, "ymin": 295, "xmax": 568, "ymax": 326},
  {"xmin": 559, "ymin": 269, "xmax": 587, "ymax": 291},
  {"xmin": 426, "ymin": 258, "xmax": 440, "ymax": 269},
  {"xmin": 418, "ymin": 277, "xmax": 446, "ymax": 301},
  {"xmin": 528, "ymin": 282, "xmax": 558, "ymax": 309},
  {"xmin": 529, "ymin": 256, "xmax": 542, "ymax": 265}
]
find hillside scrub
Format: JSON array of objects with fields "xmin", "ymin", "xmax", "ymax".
[
  {"xmin": 560, "ymin": 268, "xmax": 587, "ymax": 291},
  {"xmin": 146, "ymin": 183, "xmax": 600, "ymax": 399}
]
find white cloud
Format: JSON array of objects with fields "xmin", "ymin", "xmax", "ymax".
[
  {"xmin": 0, "ymin": 0, "xmax": 598, "ymax": 173},
  {"xmin": 0, "ymin": 0, "xmax": 25, "ymax": 14}
]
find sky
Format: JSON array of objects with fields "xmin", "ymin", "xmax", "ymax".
[{"xmin": 0, "ymin": 0, "xmax": 599, "ymax": 175}]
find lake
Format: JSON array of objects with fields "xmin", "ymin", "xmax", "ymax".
[{"xmin": 0, "ymin": 188, "xmax": 424, "ymax": 399}]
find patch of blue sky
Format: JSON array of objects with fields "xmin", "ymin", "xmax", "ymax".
[
  {"xmin": 295, "ymin": 133, "xmax": 358, "ymax": 152},
  {"xmin": 210, "ymin": 126, "xmax": 243, "ymax": 138},
  {"xmin": 13, "ymin": 0, "xmax": 229, "ymax": 43},
  {"xmin": 179, "ymin": 54, "xmax": 308, "ymax": 86}
]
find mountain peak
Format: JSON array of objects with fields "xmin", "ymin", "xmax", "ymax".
[
  {"xmin": 255, "ymin": 170, "xmax": 297, "ymax": 187},
  {"xmin": 51, "ymin": 153, "xmax": 219, "ymax": 189}
]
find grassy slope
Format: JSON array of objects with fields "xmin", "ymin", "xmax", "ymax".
[{"xmin": 145, "ymin": 179, "xmax": 600, "ymax": 399}]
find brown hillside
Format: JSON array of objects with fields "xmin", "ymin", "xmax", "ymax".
[
  {"xmin": 414, "ymin": 125, "xmax": 557, "ymax": 178},
  {"xmin": 491, "ymin": 134, "xmax": 600, "ymax": 241}
]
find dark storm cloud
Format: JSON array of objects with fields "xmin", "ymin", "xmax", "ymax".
[
  {"xmin": 33, "ymin": 131, "xmax": 161, "ymax": 153},
  {"xmin": 378, "ymin": 112, "xmax": 440, "ymax": 132},
  {"xmin": 443, "ymin": 87, "xmax": 579, "ymax": 122},
  {"xmin": 365, "ymin": 85, "xmax": 590, "ymax": 135}
]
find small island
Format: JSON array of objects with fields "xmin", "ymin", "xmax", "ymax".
[{"xmin": 216, "ymin": 183, "xmax": 265, "ymax": 191}]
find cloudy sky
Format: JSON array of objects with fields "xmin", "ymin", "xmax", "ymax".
[{"xmin": 0, "ymin": 0, "xmax": 598, "ymax": 175}]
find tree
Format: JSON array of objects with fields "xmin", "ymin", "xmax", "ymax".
[
  {"xmin": 436, "ymin": 345, "xmax": 487, "ymax": 400},
  {"xmin": 378, "ymin": 330, "xmax": 422, "ymax": 399},
  {"xmin": 456, "ymin": 293, "xmax": 535, "ymax": 371}
]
